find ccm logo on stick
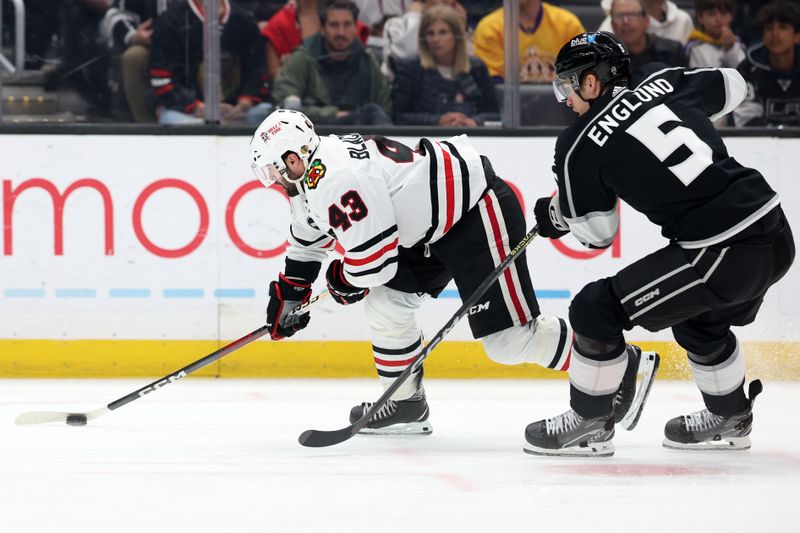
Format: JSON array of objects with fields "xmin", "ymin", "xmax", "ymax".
[
  {"xmin": 634, "ymin": 288, "xmax": 660, "ymax": 307},
  {"xmin": 138, "ymin": 371, "xmax": 187, "ymax": 397},
  {"xmin": 469, "ymin": 302, "xmax": 490, "ymax": 315}
]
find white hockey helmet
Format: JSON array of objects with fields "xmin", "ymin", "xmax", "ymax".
[{"xmin": 250, "ymin": 109, "xmax": 320, "ymax": 187}]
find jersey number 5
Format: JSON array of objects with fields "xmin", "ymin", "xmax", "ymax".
[
  {"xmin": 626, "ymin": 104, "xmax": 713, "ymax": 186},
  {"xmin": 328, "ymin": 191, "xmax": 368, "ymax": 232}
]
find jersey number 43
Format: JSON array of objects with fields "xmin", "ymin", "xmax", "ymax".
[{"xmin": 328, "ymin": 190, "xmax": 368, "ymax": 232}]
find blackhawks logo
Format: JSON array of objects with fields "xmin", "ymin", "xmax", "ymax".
[{"xmin": 305, "ymin": 159, "xmax": 326, "ymax": 189}]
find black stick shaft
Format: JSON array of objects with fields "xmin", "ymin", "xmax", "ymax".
[
  {"xmin": 299, "ymin": 226, "xmax": 540, "ymax": 447},
  {"xmin": 106, "ymin": 292, "xmax": 327, "ymax": 412},
  {"xmin": 107, "ymin": 326, "xmax": 270, "ymax": 411}
]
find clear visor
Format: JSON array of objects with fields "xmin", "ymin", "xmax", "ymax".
[
  {"xmin": 251, "ymin": 163, "xmax": 283, "ymax": 188},
  {"xmin": 552, "ymin": 78, "xmax": 575, "ymax": 103}
]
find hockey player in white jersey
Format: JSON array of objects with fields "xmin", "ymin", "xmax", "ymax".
[{"xmin": 250, "ymin": 109, "xmax": 647, "ymax": 436}]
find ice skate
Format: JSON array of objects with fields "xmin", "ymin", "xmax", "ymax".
[
  {"xmin": 612, "ymin": 345, "xmax": 660, "ymax": 430},
  {"xmin": 349, "ymin": 394, "xmax": 432, "ymax": 436},
  {"xmin": 663, "ymin": 380, "xmax": 763, "ymax": 451},
  {"xmin": 524, "ymin": 409, "xmax": 615, "ymax": 457}
]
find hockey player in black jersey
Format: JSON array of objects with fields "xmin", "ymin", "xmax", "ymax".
[{"xmin": 525, "ymin": 31, "xmax": 795, "ymax": 457}]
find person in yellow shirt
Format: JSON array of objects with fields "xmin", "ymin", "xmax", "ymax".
[{"xmin": 473, "ymin": 0, "xmax": 585, "ymax": 82}]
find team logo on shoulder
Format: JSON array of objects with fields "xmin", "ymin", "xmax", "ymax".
[{"xmin": 305, "ymin": 159, "xmax": 326, "ymax": 189}]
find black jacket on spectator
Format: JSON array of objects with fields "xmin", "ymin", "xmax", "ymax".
[
  {"xmin": 392, "ymin": 56, "xmax": 499, "ymax": 125},
  {"xmin": 149, "ymin": 1, "xmax": 269, "ymax": 113},
  {"xmin": 737, "ymin": 43, "xmax": 800, "ymax": 127},
  {"xmin": 629, "ymin": 34, "xmax": 688, "ymax": 83}
]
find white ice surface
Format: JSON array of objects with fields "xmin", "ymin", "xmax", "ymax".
[{"xmin": 2, "ymin": 379, "xmax": 800, "ymax": 533}]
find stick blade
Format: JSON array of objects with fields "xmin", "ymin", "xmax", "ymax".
[
  {"xmin": 15, "ymin": 411, "xmax": 70, "ymax": 426},
  {"xmin": 15, "ymin": 407, "xmax": 109, "ymax": 426},
  {"xmin": 298, "ymin": 426, "xmax": 357, "ymax": 448}
]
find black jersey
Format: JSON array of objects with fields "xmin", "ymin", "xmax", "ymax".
[{"xmin": 553, "ymin": 66, "xmax": 780, "ymax": 250}]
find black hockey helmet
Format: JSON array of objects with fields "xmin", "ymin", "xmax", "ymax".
[{"xmin": 552, "ymin": 31, "xmax": 630, "ymax": 102}]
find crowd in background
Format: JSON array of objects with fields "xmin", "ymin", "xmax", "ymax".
[{"xmin": 1, "ymin": 0, "xmax": 799, "ymax": 127}]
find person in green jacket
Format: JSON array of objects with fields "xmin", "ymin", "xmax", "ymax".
[{"xmin": 272, "ymin": 0, "xmax": 393, "ymax": 125}]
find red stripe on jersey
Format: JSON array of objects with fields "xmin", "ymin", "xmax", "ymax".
[
  {"xmin": 343, "ymin": 238, "xmax": 398, "ymax": 267},
  {"xmin": 150, "ymin": 68, "xmax": 172, "ymax": 77},
  {"xmin": 559, "ymin": 341, "xmax": 573, "ymax": 372},
  {"xmin": 483, "ymin": 194, "xmax": 527, "ymax": 324},
  {"xmin": 154, "ymin": 83, "xmax": 174, "ymax": 96},
  {"xmin": 438, "ymin": 143, "xmax": 456, "ymax": 233},
  {"xmin": 374, "ymin": 355, "xmax": 417, "ymax": 367}
]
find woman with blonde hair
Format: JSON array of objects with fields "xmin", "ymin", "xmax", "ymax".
[{"xmin": 392, "ymin": 4, "xmax": 498, "ymax": 126}]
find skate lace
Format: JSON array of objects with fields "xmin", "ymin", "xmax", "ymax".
[
  {"xmin": 683, "ymin": 409, "xmax": 724, "ymax": 432},
  {"xmin": 367, "ymin": 400, "xmax": 397, "ymax": 421},
  {"xmin": 545, "ymin": 410, "xmax": 582, "ymax": 435}
]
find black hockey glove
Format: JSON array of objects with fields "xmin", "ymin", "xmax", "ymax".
[
  {"xmin": 325, "ymin": 259, "xmax": 369, "ymax": 305},
  {"xmin": 534, "ymin": 196, "xmax": 570, "ymax": 239},
  {"xmin": 266, "ymin": 274, "xmax": 312, "ymax": 340}
]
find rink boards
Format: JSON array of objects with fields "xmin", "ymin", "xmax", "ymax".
[{"xmin": 1, "ymin": 134, "xmax": 798, "ymax": 378}]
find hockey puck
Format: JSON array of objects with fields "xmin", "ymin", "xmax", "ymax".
[{"xmin": 66, "ymin": 414, "xmax": 88, "ymax": 426}]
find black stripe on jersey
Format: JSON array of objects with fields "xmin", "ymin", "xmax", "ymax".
[
  {"xmin": 420, "ymin": 138, "xmax": 439, "ymax": 243},
  {"xmin": 346, "ymin": 255, "xmax": 399, "ymax": 277},
  {"xmin": 373, "ymin": 337, "xmax": 422, "ymax": 356},
  {"xmin": 377, "ymin": 366, "xmax": 422, "ymax": 378},
  {"xmin": 442, "ymin": 140, "xmax": 470, "ymax": 220},
  {"xmin": 290, "ymin": 227, "xmax": 332, "ymax": 247},
  {"xmin": 350, "ymin": 225, "xmax": 399, "ymax": 253},
  {"xmin": 547, "ymin": 319, "xmax": 568, "ymax": 369}
]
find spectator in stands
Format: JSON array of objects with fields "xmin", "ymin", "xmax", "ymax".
[
  {"xmin": 103, "ymin": 0, "xmax": 175, "ymax": 122},
  {"xmin": 685, "ymin": 0, "xmax": 744, "ymax": 69},
  {"xmin": 735, "ymin": 0, "xmax": 800, "ymax": 127},
  {"xmin": 263, "ymin": 0, "xmax": 322, "ymax": 81},
  {"xmin": 473, "ymin": 0, "xmax": 585, "ymax": 83},
  {"xmin": 601, "ymin": 0, "xmax": 693, "ymax": 44},
  {"xmin": 272, "ymin": 0, "xmax": 392, "ymax": 125},
  {"xmin": 149, "ymin": 0, "xmax": 272, "ymax": 125},
  {"xmin": 261, "ymin": 0, "xmax": 370, "ymax": 81},
  {"xmin": 609, "ymin": 0, "xmax": 687, "ymax": 80},
  {"xmin": 381, "ymin": 0, "xmax": 467, "ymax": 79},
  {"xmin": 392, "ymin": 4, "xmax": 497, "ymax": 126}
]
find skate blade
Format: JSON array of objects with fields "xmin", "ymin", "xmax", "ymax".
[
  {"xmin": 619, "ymin": 351, "xmax": 660, "ymax": 431},
  {"xmin": 662, "ymin": 436, "xmax": 751, "ymax": 451},
  {"xmin": 523, "ymin": 440, "xmax": 615, "ymax": 458},
  {"xmin": 358, "ymin": 421, "xmax": 433, "ymax": 436}
]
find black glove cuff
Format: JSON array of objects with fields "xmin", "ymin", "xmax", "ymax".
[{"xmin": 284, "ymin": 258, "xmax": 322, "ymax": 283}]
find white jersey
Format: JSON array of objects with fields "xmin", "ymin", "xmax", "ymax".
[{"xmin": 286, "ymin": 134, "xmax": 490, "ymax": 288}]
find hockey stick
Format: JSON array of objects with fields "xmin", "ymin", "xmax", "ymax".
[
  {"xmin": 15, "ymin": 291, "xmax": 331, "ymax": 426},
  {"xmin": 298, "ymin": 226, "xmax": 541, "ymax": 448}
]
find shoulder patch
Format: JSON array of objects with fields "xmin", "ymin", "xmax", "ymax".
[{"xmin": 305, "ymin": 159, "xmax": 326, "ymax": 189}]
